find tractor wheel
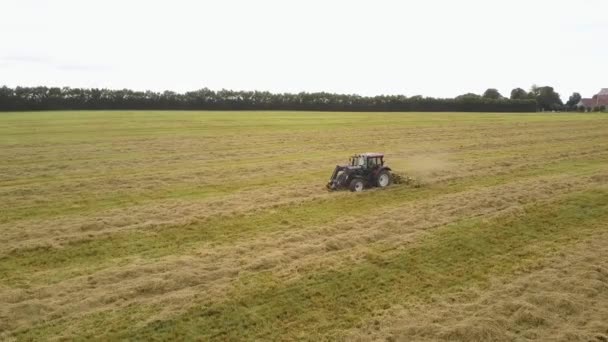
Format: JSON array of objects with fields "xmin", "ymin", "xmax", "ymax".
[
  {"xmin": 376, "ymin": 170, "xmax": 392, "ymax": 188},
  {"xmin": 349, "ymin": 178, "xmax": 365, "ymax": 192}
]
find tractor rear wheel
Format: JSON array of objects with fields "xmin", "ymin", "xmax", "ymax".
[
  {"xmin": 349, "ymin": 178, "xmax": 365, "ymax": 192},
  {"xmin": 376, "ymin": 170, "xmax": 391, "ymax": 188}
]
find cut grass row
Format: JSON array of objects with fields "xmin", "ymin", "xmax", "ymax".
[
  {"xmin": 124, "ymin": 188, "xmax": 608, "ymax": 341},
  {"xmin": 3, "ymin": 113, "xmax": 606, "ymax": 228},
  {"xmin": 2, "ymin": 131, "xmax": 607, "ymax": 225},
  {"xmin": 1, "ymin": 156, "xmax": 606, "ymax": 287},
  {"xmin": 13, "ymin": 187, "xmax": 608, "ymax": 340},
  {"xmin": 2, "ymin": 111, "xmax": 608, "ymax": 340}
]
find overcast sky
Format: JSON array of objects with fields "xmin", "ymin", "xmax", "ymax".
[{"xmin": 1, "ymin": 0, "xmax": 607, "ymax": 98}]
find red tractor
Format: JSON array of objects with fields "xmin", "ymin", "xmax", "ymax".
[{"xmin": 326, "ymin": 153, "xmax": 392, "ymax": 192}]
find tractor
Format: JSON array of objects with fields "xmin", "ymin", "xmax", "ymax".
[{"xmin": 326, "ymin": 153, "xmax": 392, "ymax": 192}]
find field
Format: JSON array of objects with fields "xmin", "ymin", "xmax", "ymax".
[{"xmin": 1, "ymin": 110, "xmax": 608, "ymax": 341}]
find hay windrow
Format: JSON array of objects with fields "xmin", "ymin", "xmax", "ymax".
[
  {"xmin": 2, "ymin": 111, "xmax": 608, "ymax": 340},
  {"xmin": 391, "ymin": 172, "xmax": 424, "ymax": 188}
]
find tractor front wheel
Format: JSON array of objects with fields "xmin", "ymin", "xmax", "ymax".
[
  {"xmin": 349, "ymin": 178, "xmax": 365, "ymax": 192},
  {"xmin": 376, "ymin": 170, "xmax": 392, "ymax": 188}
]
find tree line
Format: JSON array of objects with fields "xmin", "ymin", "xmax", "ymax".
[
  {"xmin": 460, "ymin": 85, "xmax": 570, "ymax": 111},
  {"xmin": 1, "ymin": 85, "xmax": 597, "ymax": 112},
  {"xmin": 0, "ymin": 86, "xmax": 539, "ymax": 112}
]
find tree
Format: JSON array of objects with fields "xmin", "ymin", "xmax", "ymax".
[
  {"xmin": 510, "ymin": 88, "xmax": 528, "ymax": 100},
  {"xmin": 535, "ymin": 87, "xmax": 564, "ymax": 110},
  {"xmin": 482, "ymin": 88, "xmax": 503, "ymax": 100},
  {"xmin": 529, "ymin": 84, "xmax": 540, "ymax": 97},
  {"xmin": 455, "ymin": 93, "xmax": 481, "ymax": 100},
  {"xmin": 566, "ymin": 92, "xmax": 582, "ymax": 109},
  {"xmin": 530, "ymin": 85, "xmax": 562, "ymax": 111}
]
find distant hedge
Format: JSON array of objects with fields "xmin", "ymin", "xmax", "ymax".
[{"xmin": 0, "ymin": 86, "xmax": 538, "ymax": 112}]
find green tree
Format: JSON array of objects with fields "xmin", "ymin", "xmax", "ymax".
[
  {"xmin": 510, "ymin": 88, "xmax": 528, "ymax": 100},
  {"xmin": 530, "ymin": 86, "xmax": 562, "ymax": 111},
  {"xmin": 566, "ymin": 92, "xmax": 582, "ymax": 109},
  {"xmin": 456, "ymin": 93, "xmax": 481, "ymax": 100},
  {"xmin": 482, "ymin": 88, "xmax": 503, "ymax": 99}
]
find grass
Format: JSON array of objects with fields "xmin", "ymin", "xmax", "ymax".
[
  {"xmin": 1, "ymin": 155, "xmax": 605, "ymax": 287},
  {"xmin": 123, "ymin": 188, "xmax": 608, "ymax": 341},
  {"xmin": 1, "ymin": 111, "xmax": 608, "ymax": 340}
]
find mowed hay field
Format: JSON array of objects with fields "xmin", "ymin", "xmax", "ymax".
[{"xmin": 2, "ymin": 111, "xmax": 608, "ymax": 341}]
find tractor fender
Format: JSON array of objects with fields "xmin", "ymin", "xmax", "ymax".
[{"xmin": 373, "ymin": 167, "xmax": 391, "ymax": 176}]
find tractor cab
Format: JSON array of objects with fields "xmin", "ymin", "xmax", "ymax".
[
  {"xmin": 350, "ymin": 153, "xmax": 384, "ymax": 169},
  {"xmin": 327, "ymin": 153, "xmax": 392, "ymax": 192}
]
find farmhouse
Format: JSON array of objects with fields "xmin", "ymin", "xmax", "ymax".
[{"xmin": 578, "ymin": 88, "xmax": 608, "ymax": 108}]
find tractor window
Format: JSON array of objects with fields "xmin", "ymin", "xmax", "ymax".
[
  {"xmin": 350, "ymin": 156, "xmax": 365, "ymax": 166},
  {"xmin": 368, "ymin": 157, "xmax": 380, "ymax": 167}
]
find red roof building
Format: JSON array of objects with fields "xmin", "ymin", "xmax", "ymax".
[{"xmin": 578, "ymin": 88, "xmax": 608, "ymax": 108}]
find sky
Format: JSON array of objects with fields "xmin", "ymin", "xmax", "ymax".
[{"xmin": 1, "ymin": 0, "xmax": 607, "ymax": 99}]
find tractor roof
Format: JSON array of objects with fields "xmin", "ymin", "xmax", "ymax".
[{"xmin": 356, "ymin": 152, "xmax": 384, "ymax": 158}]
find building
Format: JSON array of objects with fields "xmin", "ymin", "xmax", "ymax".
[{"xmin": 578, "ymin": 88, "xmax": 608, "ymax": 108}]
